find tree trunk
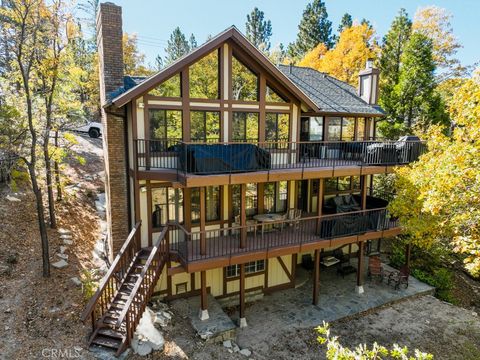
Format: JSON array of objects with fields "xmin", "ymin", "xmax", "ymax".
[{"xmin": 44, "ymin": 141, "xmax": 56, "ymax": 228}]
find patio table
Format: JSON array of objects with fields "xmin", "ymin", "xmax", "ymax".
[{"xmin": 253, "ymin": 213, "xmax": 285, "ymax": 235}]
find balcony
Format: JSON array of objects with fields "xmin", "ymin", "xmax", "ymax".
[
  {"xmin": 166, "ymin": 206, "xmax": 399, "ymax": 272},
  {"xmin": 134, "ymin": 139, "xmax": 425, "ymax": 183}
]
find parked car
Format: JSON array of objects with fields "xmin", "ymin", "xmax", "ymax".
[{"xmin": 70, "ymin": 120, "xmax": 103, "ymax": 138}]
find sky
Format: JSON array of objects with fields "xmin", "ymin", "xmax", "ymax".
[{"xmin": 90, "ymin": 0, "xmax": 480, "ymax": 69}]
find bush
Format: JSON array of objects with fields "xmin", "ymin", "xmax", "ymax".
[{"xmin": 412, "ymin": 268, "xmax": 455, "ymax": 303}]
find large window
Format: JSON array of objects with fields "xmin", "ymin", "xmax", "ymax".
[
  {"xmin": 264, "ymin": 181, "xmax": 288, "ymax": 213},
  {"xmin": 266, "ymin": 113, "xmax": 289, "ymax": 143},
  {"xmin": 232, "ymin": 112, "xmax": 259, "ymax": 142},
  {"xmin": 148, "ymin": 74, "xmax": 181, "ymax": 97},
  {"xmin": 357, "ymin": 118, "xmax": 366, "ymax": 140},
  {"xmin": 151, "ymin": 187, "xmax": 183, "ymax": 229},
  {"xmin": 232, "ymin": 56, "xmax": 258, "ymax": 101},
  {"xmin": 326, "ymin": 117, "xmax": 342, "ymax": 141},
  {"xmin": 342, "ymin": 117, "xmax": 355, "ymax": 141},
  {"xmin": 325, "ymin": 176, "xmax": 361, "ymax": 194},
  {"xmin": 225, "ymin": 260, "xmax": 265, "ymax": 278},
  {"xmin": 232, "ymin": 183, "xmax": 258, "ymax": 218},
  {"xmin": 149, "ymin": 109, "xmax": 182, "ymax": 141},
  {"xmin": 191, "ymin": 186, "xmax": 221, "ymax": 223},
  {"xmin": 189, "ymin": 50, "xmax": 219, "ymax": 99},
  {"xmin": 190, "ymin": 111, "xmax": 220, "ymax": 142}
]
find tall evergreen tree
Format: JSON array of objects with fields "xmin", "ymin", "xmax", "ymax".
[
  {"xmin": 288, "ymin": 0, "xmax": 333, "ymax": 59},
  {"xmin": 393, "ymin": 33, "xmax": 447, "ymax": 132},
  {"xmin": 189, "ymin": 33, "xmax": 197, "ymax": 50},
  {"xmin": 245, "ymin": 7, "xmax": 272, "ymax": 52},
  {"xmin": 378, "ymin": 9, "xmax": 412, "ymax": 136},
  {"xmin": 337, "ymin": 13, "xmax": 352, "ymax": 33},
  {"xmin": 164, "ymin": 27, "xmax": 190, "ymax": 64}
]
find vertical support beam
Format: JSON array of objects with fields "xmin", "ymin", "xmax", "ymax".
[
  {"xmin": 199, "ymin": 270, "xmax": 209, "ymax": 320},
  {"xmin": 316, "ymin": 179, "xmax": 324, "ymax": 233},
  {"xmin": 259, "ymin": 74, "xmax": 266, "ymax": 143},
  {"xmin": 181, "ymin": 69, "xmax": 190, "ymax": 142},
  {"xmin": 239, "ymin": 263, "xmax": 247, "ymax": 327},
  {"xmin": 146, "ymin": 181, "xmax": 152, "ymax": 247},
  {"xmin": 313, "ymin": 249, "xmax": 320, "ymax": 305},
  {"xmin": 257, "ymin": 183, "xmax": 264, "ymax": 214},
  {"xmin": 240, "ymin": 183, "xmax": 247, "ymax": 248},
  {"xmin": 356, "ymin": 241, "xmax": 365, "ymax": 294},
  {"xmin": 200, "ymin": 187, "xmax": 206, "ymax": 255},
  {"xmin": 360, "ymin": 175, "xmax": 368, "ymax": 210},
  {"xmin": 405, "ymin": 243, "xmax": 411, "ymax": 268}
]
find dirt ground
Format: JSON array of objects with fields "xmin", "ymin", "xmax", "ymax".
[{"xmin": 1, "ymin": 134, "xmax": 480, "ymax": 359}]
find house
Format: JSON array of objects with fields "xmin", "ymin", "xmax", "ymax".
[{"xmin": 82, "ymin": 2, "xmax": 424, "ymax": 355}]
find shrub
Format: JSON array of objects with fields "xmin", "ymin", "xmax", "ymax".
[{"xmin": 412, "ymin": 268, "xmax": 455, "ymax": 303}]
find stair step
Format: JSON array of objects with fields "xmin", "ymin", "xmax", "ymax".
[
  {"xmin": 92, "ymin": 335, "xmax": 122, "ymax": 349},
  {"xmin": 97, "ymin": 328, "xmax": 125, "ymax": 340}
]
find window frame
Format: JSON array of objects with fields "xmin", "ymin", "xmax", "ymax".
[
  {"xmin": 264, "ymin": 181, "xmax": 288, "ymax": 214},
  {"xmin": 231, "ymin": 54, "xmax": 260, "ymax": 102},
  {"xmin": 190, "ymin": 110, "xmax": 221, "ymax": 143},
  {"xmin": 225, "ymin": 260, "xmax": 266, "ymax": 279},
  {"xmin": 265, "ymin": 112, "xmax": 290, "ymax": 144},
  {"xmin": 151, "ymin": 186, "xmax": 184, "ymax": 230},
  {"xmin": 231, "ymin": 111, "xmax": 259, "ymax": 142},
  {"xmin": 191, "ymin": 186, "xmax": 222, "ymax": 223},
  {"xmin": 189, "ymin": 49, "xmax": 220, "ymax": 100}
]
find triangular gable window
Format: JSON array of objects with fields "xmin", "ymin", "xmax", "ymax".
[
  {"xmin": 266, "ymin": 85, "xmax": 287, "ymax": 103},
  {"xmin": 148, "ymin": 73, "xmax": 181, "ymax": 97},
  {"xmin": 232, "ymin": 56, "xmax": 258, "ymax": 101}
]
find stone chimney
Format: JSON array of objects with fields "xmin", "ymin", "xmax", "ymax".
[
  {"xmin": 97, "ymin": 2, "xmax": 129, "ymax": 258},
  {"xmin": 358, "ymin": 58, "xmax": 380, "ymax": 105}
]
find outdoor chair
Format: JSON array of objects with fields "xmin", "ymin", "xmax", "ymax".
[
  {"xmin": 387, "ymin": 265, "xmax": 410, "ymax": 289},
  {"xmin": 273, "ymin": 213, "xmax": 287, "ymax": 231},
  {"xmin": 287, "ymin": 208, "xmax": 302, "ymax": 229},
  {"xmin": 301, "ymin": 254, "xmax": 314, "ymax": 270},
  {"xmin": 233, "ymin": 215, "xmax": 257, "ymax": 237},
  {"xmin": 367, "ymin": 256, "xmax": 384, "ymax": 282},
  {"xmin": 335, "ymin": 248, "xmax": 356, "ymax": 278}
]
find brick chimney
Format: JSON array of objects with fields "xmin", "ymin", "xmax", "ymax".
[
  {"xmin": 358, "ymin": 58, "xmax": 380, "ymax": 105},
  {"xmin": 97, "ymin": 2, "xmax": 129, "ymax": 258}
]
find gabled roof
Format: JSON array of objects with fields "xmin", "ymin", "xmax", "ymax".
[
  {"xmin": 109, "ymin": 26, "xmax": 319, "ymax": 111},
  {"xmin": 278, "ymin": 65, "xmax": 384, "ymax": 117}
]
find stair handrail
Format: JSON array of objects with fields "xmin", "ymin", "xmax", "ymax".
[
  {"xmin": 115, "ymin": 225, "xmax": 169, "ymax": 330},
  {"xmin": 81, "ymin": 221, "xmax": 142, "ymax": 322}
]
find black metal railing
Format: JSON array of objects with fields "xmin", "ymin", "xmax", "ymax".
[
  {"xmin": 134, "ymin": 139, "xmax": 426, "ymax": 175},
  {"xmin": 167, "ymin": 208, "xmax": 398, "ymax": 263}
]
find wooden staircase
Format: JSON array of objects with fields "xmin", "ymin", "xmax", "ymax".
[{"xmin": 81, "ymin": 222, "xmax": 169, "ymax": 356}]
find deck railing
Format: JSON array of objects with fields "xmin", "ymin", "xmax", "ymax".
[
  {"xmin": 168, "ymin": 208, "xmax": 398, "ymax": 263},
  {"xmin": 135, "ymin": 139, "xmax": 426, "ymax": 175}
]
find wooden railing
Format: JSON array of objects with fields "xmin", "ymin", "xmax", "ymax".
[
  {"xmin": 169, "ymin": 208, "xmax": 398, "ymax": 263},
  {"xmin": 115, "ymin": 226, "xmax": 169, "ymax": 345},
  {"xmin": 135, "ymin": 139, "xmax": 426, "ymax": 175},
  {"xmin": 80, "ymin": 222, "xmax": 142, "ymax": 328}
]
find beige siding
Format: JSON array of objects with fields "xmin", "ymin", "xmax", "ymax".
[{"xmin": 268, "ymin": 255, "xmax": 292, "ymax": 287}]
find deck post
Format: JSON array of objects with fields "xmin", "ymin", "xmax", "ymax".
[
  {"xmin": 199, "ymin": 271, "xmax": 209, "ymax": 320},
  {"xmin": 239, "ymin": 263, "xmax": 247, "ymax": 327},
  {"xmin": 200, "ymin": 187, "xmax": 206, "ymax": 255},
  {"xmin": 240, "ymin": 183, "xmax": 247, "ymax": 248},
  {"xmin": 356, "ymin": 241, "xmax": 365, "ymax": 294},
  {"xmin": 316, "ymin": 179, "xmax": 324, "ymax": 234},
  {"xmin": 360, "ymin": 175, "xmax": 367, "ymax": 210},
  {"xmin": 405, "ymin": 243, "xmax": 411, "ymax": 268},
  {"xmin": 313, "ymin": 249, "xmax": 320, "ymax": 305}
]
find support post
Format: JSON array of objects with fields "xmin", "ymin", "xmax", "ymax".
[
  {"xmin": 356, "ymin": 241, "xmax": 365, "ymax": 294},
  {"xmin": 199, "ymin": 271, "xmax": 209, "ymax": 320},
  {"xmin": 405, "ymin": 243, "xmax": 411, "ymax": 268},
  {"xmin": 316, "ymin": 179, "xmax": 324, "ymax": 234},
  {"xmin": 313, "ymin": 249, "xmax": 320, "ymax": 305},
  {"xmin": 200, "ymin": 187, "xmax": 206, "ymax": 255},
  {"xmin": 240, "ymin": 183, "xmax": 247, "ymax": 248},
  {"xmin": 360, "ymin": 175, "xmax": 368, "ymax": 210},
  {"xmin": 239, "ymin": 263, "xmax": 247, "ymax": 327}
]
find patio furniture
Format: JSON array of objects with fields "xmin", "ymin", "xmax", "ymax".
[
  {"xmin": 233, "ymin": 215, "xmax": 257, "ymax": 237},
  {"xmin": 367, "ymin": 256, "xmax": 384, "ymax": 282},
  {"xmin": 320, "ymin": 256, "xmax": 340, "ymax": 267},
  {"xmin": 387, "ymin": 265, "xmax": 410, "ymax": 289},
  {"xmin": 301, "ymin": 254, "xmax": 314, "ymax": 270},
  {"xmin": 253, "ymin": 213, "xmax": 285, "ymax": 235},
  {"xmin": 333, "ymin": 248, "xmax": 356, "ymax": 278}
]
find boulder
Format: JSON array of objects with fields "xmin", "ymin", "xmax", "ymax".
[
  {"xmin": 63, "ymin": 240, "xmax": 73, "ymax": 246},
  {"xmin": 6, "ymin": 195, "xmax": 20, "ymax": 202},
  {"xmin": 239, "ymin": 349, "xmax": 252, "ymax": 357},
  {"xmin": 58, "ymin": 228, "xmax": 71, "ymax": 235},
  {"xmin": 59, "ymin": 246, "xmax": 67, "ymax": 254},
  {"xmin": 56, "ymin": 253, "xmax": 68, "ymax": 260},
  {"xmin": 70, "ymin": 277, "xmax": 82, "ymax": 286},
  {"xmin": 131, "ymin": 308, "xmax": 164, "ymax": 356},
  {"xmin": 52, "ymin": 259, "xmax": 68, "ymax": 269},
  {"xmin": 223, "ymin": 340, "xmax": 232, "ymax": 348}
]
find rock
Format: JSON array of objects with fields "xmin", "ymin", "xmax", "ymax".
[
  {"xmin": 63, "ymin": 240, "xmax": 73, "ymax": 245},
  {"xmin": 239, "ymin": 349, "xmax": 252, "ymax": 357},
  {"xmin": 60, "ymin": 234, "xmax": 73, "ymax": 240},
  {"xmin": 233, "ymin": 344, "xmax": 240, "ymax": 352},
  {"xmin": 60, "ymin": 246, "xmax": 67, "ymax": 254},
  {"xmin": 71, "ymin": 277, "xmax": 82, "ymax": 286},
  {"xmin": 58, "ymin": 228, "xmax": 71, "ymax": 235},
  {"xmin": 5, "ymin": 325, "xmax": 10, "ymax": 331},
  {"xmin": 6, "ymin": 195, "xmax": 20, "ymax": 202},
  {"xmin": 154, "ymin": 311, "xmax": 172, "ymax": 328},
  {"xmin": 52, "ymin": 259, "xmax": 68, "ymax": 269},
  {"xmin": 131, "ymin": 307, "xmax": 164, "ymax": 356},
  {"xmin": 223, "ymin": 340, "xmax": 232, "ymax": 348},
  {"xmin": 56, "ymin": 253, "xmax": 68, "ymax": 260},
  {"xmin": 4, "ymin": 308, "xmax": 11, "ymax": 313},
  {"xmin": 228, "ymin": 349, "xmax": 233, "ymax": 353},
  {"xmin": 198, "ymin": 328, "xmax": 214, "ymax": 340}
]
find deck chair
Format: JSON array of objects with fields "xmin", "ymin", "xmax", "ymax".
[
  {"xmin": 387, "ymin": 265, "xmax": 410, "ymax": 289},
  {"xmin": 273, "ymin": 212, "xmax": 287, "ymax": 231},
  {"xmin": 233, "ymin": 215, "xmax": 257, "ymax": 237},
  {"xmin": 367, "ymin": 256, "xmax": 384, "ymax": 282}
]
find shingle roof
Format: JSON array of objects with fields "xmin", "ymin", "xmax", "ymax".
[{"xmin": 278, "ymin": 64, "xmax": 384, "ymax": 116}]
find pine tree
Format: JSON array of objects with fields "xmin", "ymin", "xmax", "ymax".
[
  {"xmin": 378, "ymin": 9, "xmax": 412, "ymax": 136},
  {"xmin": 393, "ymin": 33, "xmax": 447, "ymax": 132},
  {"xmin": 337, "ymin": 13, "xmax": 352, "ymax": 33},
  {"xmin": 245, "ymin": 7, "xmax": 272, "ymax": 52},
  {"xmin": 165, "ymin": 27, "xmax": 190, "ymax": 64},
  {"xmin": 189, "ymin": 33, "xmax": 198, "ymax": 50},
  {"xmin": 288, "ymin": 0, "xmax": 333, "ymax": 59}
]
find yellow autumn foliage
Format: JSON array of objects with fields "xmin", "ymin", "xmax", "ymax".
[
  {"xmin": 390, "ymin": 70, "xmax": 480, "ymax": 277},
  {"xmin": 298, "ymin": 23, "xmax": 379, "ymax": 86}
]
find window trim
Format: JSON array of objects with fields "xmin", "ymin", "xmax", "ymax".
[
  {"xmin": 231, "ymin": 111, "xmax": 260, "ymax": 142},
  {"xmin": 225, "ymin": 260, "xmax": 266, "ymax": 279},
  {"xmin": 189, "ymin": 48, "xmax": 220, "ymax": 100},
  {"xmin": 190, "ymin": 110, "xmax": 221, "ymax": 143},
  {"xmin": 150, "ymin": 186, "xmax": 184, "ymax": 231},
  {"xmin": 191, "ymin": 186, "xmax": 222, "ymax": 224},
  {"xmin": 265, "ymin": 112, "xmax": 290, "ymax": 143}
]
